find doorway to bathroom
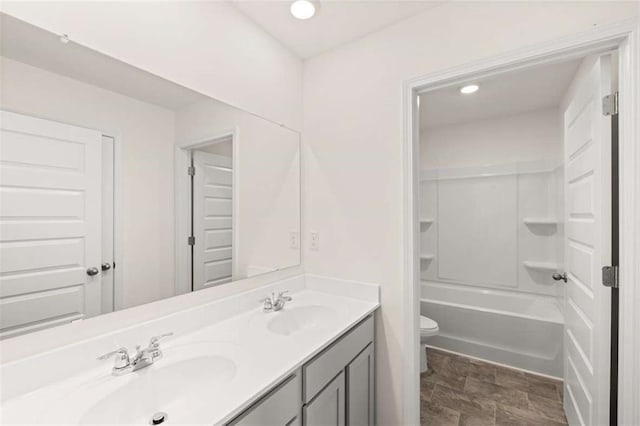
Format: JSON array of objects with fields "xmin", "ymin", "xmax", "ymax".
[
  {"xmin": 412, "ymin": 50, "xmax": 622, "ymax": 426},
  {"xmin": 419, "ymin": 52, "xmax": 617, "ymax": 424}
]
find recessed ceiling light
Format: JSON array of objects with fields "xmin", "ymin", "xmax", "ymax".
[
  {"xmin": 290, "ymin": 0, "xmax": 316, "ymax": 20},
  {"xmin": 460, "ymin": 84, "xmax": 479, "ymax": 94}
]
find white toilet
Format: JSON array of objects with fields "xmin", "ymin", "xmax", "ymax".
[{"xmin": 420, "ymin": 315, "xmax": 439, "ymax": 373}]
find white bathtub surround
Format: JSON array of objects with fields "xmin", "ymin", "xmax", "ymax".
[
  {"xmin": 421, "ymin": 282, "xmax": 563, "ymax": 377},
  {"xmin": 419, "ymin": 159, "xmax": 564, "ymax": 298},
  {"xmin": 0, "ymin": 274, "xmax": 379, "ymax": 425}
]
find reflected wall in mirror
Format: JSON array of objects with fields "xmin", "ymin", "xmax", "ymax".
[{"xmin": 0, "ymin": 14, "xmax": 301, "ymax": 339}]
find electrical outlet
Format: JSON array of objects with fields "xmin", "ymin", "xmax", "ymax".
[
  {"xmin": 289, "ymin": 231, "xmax": 299, "ymax": 249},
  {"xmin": 310, "ymin": 231, "xmax": 320, "ymax": 250}
]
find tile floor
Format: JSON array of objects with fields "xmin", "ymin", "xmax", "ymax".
[{"xmin": 420, "ymin": 348, "xmax": 568, "ymax": 426}]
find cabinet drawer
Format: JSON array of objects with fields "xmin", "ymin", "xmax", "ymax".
[
  {"xmin": 228, "ymin": 373, "xmax": 301, "ymax": 426},
  {"xmin": 303, "ymin": 315, "xmax": 374, "ymax": 403}
]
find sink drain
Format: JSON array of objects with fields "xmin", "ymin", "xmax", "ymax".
[{"xmin": 150, "ymin": 412, "xmax": 168, "ymax": 425}]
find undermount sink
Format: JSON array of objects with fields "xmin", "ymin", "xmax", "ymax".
[
  {"xmin": 267, "ymin": 305, "xmax": 335, "ymax": 336},
  {"xmin": 38, "ymin": 342, "xmax": 241, "ymax": 425}
]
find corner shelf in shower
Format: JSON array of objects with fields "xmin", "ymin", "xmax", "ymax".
[
  {"xmin": 420, "ymin": 254, "xmax": 435, "ymax": 261},
  {"xmin": 420, "ymin": 218, "xmax": 435, "ymax": 225},
  {"xmin": 523, "ymin": 218, "xmax": 558, "ymax": 226},
  {"xmin": 523, "ymin": 261, "xmax": 559, "ymax": 271}
]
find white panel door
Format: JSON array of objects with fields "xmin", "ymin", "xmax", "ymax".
[
  {"xmin": 192, "ymin": 150, "xmax": 233, "ymax": 290},
  {"xmin": 563, "ymin": 55, "xmax": 612, "ymax": 426},
  {"xmin": 0, "ymin": 111, "xmax": 102, "ymax": 338}
]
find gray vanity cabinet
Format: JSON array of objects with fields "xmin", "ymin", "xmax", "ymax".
[
  {"xmin": 226, "ymin": 314, "xmax": 375, "ymax": 426},
  {"xmin": 303, "ymin": 371, "xmax": 346, "ymax": 426}
]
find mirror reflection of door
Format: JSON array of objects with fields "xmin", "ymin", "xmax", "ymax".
[
  {"xmin": 190, "ymin": 138, "xmax": 234, "ymax": 291},
  {"xmin": 0, "ymin": 111, "xmax": 115, "ymax": 339},
  {"xmin": 0, "ymin": 13, "xmax": 301, "ymax": 340}
]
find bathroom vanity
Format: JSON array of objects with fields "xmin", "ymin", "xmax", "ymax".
[
  {"xmin": 0, "ymin": 274, "xmax": 379, "ymax": 425},
  {"xmin": 229, "ymin": 314, "xmax": 374, "ymax": 426}
]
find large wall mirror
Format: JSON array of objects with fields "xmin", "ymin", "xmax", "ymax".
[{"xmin": 0, "ymin": 14, "xmax": 301, "ymax": 339}]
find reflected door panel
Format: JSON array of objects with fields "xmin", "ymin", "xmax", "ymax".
[
  {"xmin": 192, "ymin": 150, "xmax": 233, "ymax": 290},
  {"xmin": 0, "ymin": 111, "xmax": 102, "ymax": 338}
]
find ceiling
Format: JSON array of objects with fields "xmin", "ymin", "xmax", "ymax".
[
  {"xmin": 0, "ymin": 14, "xmax": 207, "ymax": 111},
  {"xmin": 420, "ymin": 58, "xmax": 582, "ymax": 128},
  {"xmin": 232, "ymin": 0, "xmax": 444, "ymax": 59}
]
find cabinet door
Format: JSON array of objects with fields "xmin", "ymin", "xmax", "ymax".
[
  {"xmin": 304, "ymin": 371, "xmax": 345, "ymax": 426},
  {"xmin": 346, "ymin": 344, "xmax": 375, "ymax": 425}
]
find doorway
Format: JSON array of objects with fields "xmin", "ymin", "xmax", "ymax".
[
  {"xmin": 403, "ymin": 23, "xmax": 640, "ymax": 426},
  {"xmin": 190, "ymin": 138, "xmax": 234, "ymax": 291},
  {"xmin": 416, "ymin": 53, "xmax": 616, "ymax": 425},
  {"xmin": 175, "ymin": 132, "xmax": 238, "ymax": 295}
]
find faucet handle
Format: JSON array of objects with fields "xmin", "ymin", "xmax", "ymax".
[
  {"xmin": 149, "ymin": 332, "xmax": 174, "ymax": 347},
  {"xmin": 97, "ymin": 347, "xmax": 130, "ymax": 369},
  {"xmin": 278, "ymin": 290, "xmax": 292, "ymax": 301},
  {"xmin": 260, "ymin": 296, "xmax": 274, "ymax": 311}
]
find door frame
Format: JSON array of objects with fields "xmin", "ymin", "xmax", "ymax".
[
  {"xmin": 174, "ymin": 129, "xmax": 239, "ymax": 296},
  {"xmin": 402, "ymin": 20, "xmax": 640, "ymax": 425},
  {"xmin": 106, "ymin": 132, "xmax": 124, "ymax": 313},
  {"xmin": 97, "ymin": 131, "xmax": 124, "ymax": 313}
]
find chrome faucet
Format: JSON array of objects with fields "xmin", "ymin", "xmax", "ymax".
[
  {"xmin": 97, "ymin": 332, "xmax": 173, "ymax": 376},
  {"xmin": 261, "ymin": 291, "xmax": 292, "ymax": 312}
]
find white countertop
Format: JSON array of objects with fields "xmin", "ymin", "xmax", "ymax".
[{"xmin": 0, "ymin": 274, "xmax": 379, "ymax": 425}]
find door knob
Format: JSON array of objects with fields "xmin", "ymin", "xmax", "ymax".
[
  {"xmin": 552, "ymin": 272, "xmax": 568, "ymax": 283},
  {"xmin": 86, "ymin": 267, "xmax": 100, "ymax": 276},
  {"xmin": 101, "ymin": 263, "xmax": 112, "ymax": 271}
]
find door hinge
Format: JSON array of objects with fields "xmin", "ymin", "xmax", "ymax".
[
  {"xmin": 187, "ymin": 165, "xmax": 195, "ymax": 176},
  {"xmin": 602, "ymin": 265, "xmax": 619, "ymax": 288},
  {"xmin": 602, "ymin": 92, "xmax": 619, "ymax": 116},
  {"xmin": 188, "ymin": 236, "xmax": 195, "ymax": 246}
]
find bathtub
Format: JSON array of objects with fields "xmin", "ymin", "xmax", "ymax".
[{"xmin": 421, "ymin": 282, "xmax": 564, "ymax": 378}]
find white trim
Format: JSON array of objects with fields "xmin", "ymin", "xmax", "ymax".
[
  {"xmin": 174, "ymin": 129, "xmax": 239, "ymax": 296},
  {"xmin": 402, "ymin": 78, "xmax": 421, "ymax": 426},
  {"xmin": 402, "ymin": 19, "xmax": 640, "ymax": 425},
  {"xmin": 617, "ymin": 23, "xmax": 640, "ymax": 426},
  {"xmin": 100, "ymin": 135, "xmax": 115, "ymax": 313},
  {"xmin": 106, "ymin": 132, "xmax": 125, "ymax": 312}
]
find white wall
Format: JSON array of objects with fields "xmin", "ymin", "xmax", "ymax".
[
  {"xmin": 302, "ymin": 3, "xmax": 637, "ymax": 423},
  {"xmin": 421, "ymin": 108, "xmax": 562, "ymax": 169},
  {"xmin": 0, "ymin": 1, "xmax": 303, "ymax": 130},
  {"xmin": 1, "ymin": 57, "xmax": 176, "ymax": 309}
]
